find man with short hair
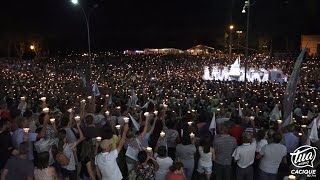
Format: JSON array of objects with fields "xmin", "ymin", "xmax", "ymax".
[
  {"xmin": 257, "ymin": 132, "xmax": 287, "ymax": 180},
  {"xmin": 232, "ymin": 133, "xmax": 256, "ymax": 180},
  {"xmin": 1, "ymin": 142, "xmax": 34, "ymax": 180},
  {"xmin": 213, "ymin": 124, "xmax": 237, "ymax": 180}
]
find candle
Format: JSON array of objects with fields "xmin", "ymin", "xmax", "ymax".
[
  {"xmin": 116, "ymin": 125, "xmax": 121, "ymax": 130},
  {"xmin": 146, "ymin": 147, "xmax": 152, "ymax": 152},
  {"xmin": 21, "ymin": 96, "xmax": 26, "ymax": 101},
  {"xmin": 301, "ymin": 125, "xmax": 307, "ymax": 128},
  {"xmin": 81, "ymin": 99, "xmax": 86, "ymax": 103},
  {"xmin": 188, "ymin": 121, "xmax": 192, "ymax": 126},
  {"xmin": 105, "ymin": 111, "xmax": 110, "ymax": 116},
  {"xmin": 249, "ymin": 116, "xmax": 255, "ymax": 120},
  {"xmin": 106, "ymin": 94, "xmax": 109, "ymax": 98},
  {"xmin": 88, "ymin": 96, "xmax": 92, "ymax": 99},
  {"xmin": 40, "ymin": 97, "xmax": 46, "ymax": 101},
  {"xmin": 123, "ymin": 117, "xmax": 129, "ymax": 123},
  {"xmin": 50, "ymin": 118, "xmax": 55, "ymax": 123},
  {"xmin": 160, "ymin": 131, "xmax": 165, "ymax": 137},
  {"xmin": 116, "ymin": 106, "xmax": 121, "ymax": 109},
  {"xmin": 43, "ymin": 107, "xmax": 49, "ymax": 113},
  {"xmin": 216, "ymin": 108, "xmax": 221, "ymax": 111},
  {"xmin": 163, "ymin": 104, "xmax": 168, "ymax": 108},
  {"xmin": 154, "ymin": 111, "xmax": 158, "ymax": 116},
  {"xmin": 75, "ymin": 116, "xmax": 81, "ymax": 122},
  {"xmin": 190, "ymin": 132, "xmax": 195, "ymax": 138},
  {"xmin": 96, "ymin": 136, "xmax": 102, "ymax": 142},
  {"xmin": 288, "ymin": 175, "xmax": 296, "ymax": 180},
  {"xmin": 191, "ymin": 109, "xmax": 195, "ymax": 113},
  {"xmin": 298, "ymin": 133, "xmax": 302, "ymax": 136},
  {"xmin": 187, "ymin": 111, "xmax": 191, "ymax": 114},
  {"xmin": 23, "ymin": 128, "xmax": 29, "ymax": 133},
  {"xmin": 277, "ymin": 120, "xmax": 282, "ymax": 124},
  {"xmin": 144, "ymin": 112, "xmax": 149, "ymax": 117}
]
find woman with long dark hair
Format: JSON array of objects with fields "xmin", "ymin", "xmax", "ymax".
[
  {"xmin": 56, "ymin": 120, "xmax": 84, "ymax": 180},
  {"xmin": 79, "ymin": 140, "xmax": 97, "ymax": 180},
  {"xmin": 197, "ymin": 137, "xmax": 215, "ymax": 180},
  {"xmin": 34, "ymin": 151, "xmax": 57, "ymax": 180}
]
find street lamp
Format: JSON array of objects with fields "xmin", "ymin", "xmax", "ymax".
[
  {"xmin": 236, "ymin": 31, "xmax": 243, "ymax": 53},
  {"xmin": 242, "ymin": 0, "xmax": 250, "ymax": 88},
  {"xmin": 71, "ymin": 0, "xmax": 92, "ymax": 84},
  {"xmin": 229, "ymin": 25, "xmax": 234, "ymax": 61}
]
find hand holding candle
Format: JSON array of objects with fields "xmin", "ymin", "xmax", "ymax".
[
  {"xmin": 160, "ymin": 131, "xmax": 165, "ymax": 137},
  {"xmin": 123, "ymin": 117, "xmax": 129, "ymax": 123},
  {"xmin": 96, "ymin": 136, "xmax": 102, "ymax": 142},
  {"xmin": 43, "ymin": 107, "xmax": 49, "ymax": 113},
  {"xmin": 23, "ymin": 128, "xmax": 29, "ymax": 133},
  {"xmin": 50, "ymin": 118, "xmax": 55, "ymax": 123}
]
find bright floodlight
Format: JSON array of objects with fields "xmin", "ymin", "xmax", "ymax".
[
  {"xmin": 71, "ymin": 0, "xmax": 78, "ymax": 5},
  {"xmin": 30, "ymin": 45, "xmax": 35, "ymax": 50}
]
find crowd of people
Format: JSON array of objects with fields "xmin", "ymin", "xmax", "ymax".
[{"xmin": 0, "ymin": 52, "xmax": 319, "ymax": 180}]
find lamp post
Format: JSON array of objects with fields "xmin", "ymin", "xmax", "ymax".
[
  {"xmin": 236, "ymin": 31, "xmax": 243, "ymax": 54},
  {"xmin": 229, "ymin": 25, "xmax": 234, "ymax": 61},
  {"xmin": 242, "ymin": 0, "xmax": 250, "ymax": 87},
  {"xmin": 71, "ymin": 0, "xmax": 92, "ymax": 83}
]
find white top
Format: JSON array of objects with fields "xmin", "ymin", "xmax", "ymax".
[
  {"xmin": 198, "ymin": 146, "xmax": 213, "ymax": 167},
  {"xmin": 232, "ymin": 140, "xmax": 257, "ymax": 168},
  {"xmin": 155, "ymin": 157, "xmax": 173, "ymax": 180},
  {"xmin": 62, "ymin": 144, "xmax": 76, "ymax": 171},
  {"xmin": 259, "ymin": 143, "xmax": 287, "ymax": 174},
  {"xmin": 95, "ymin": 149, "xmax": 122, "ymax": 180},
  {"xmin": 256, "ymin": 139, "xmax": 268, "ymax": 152}
]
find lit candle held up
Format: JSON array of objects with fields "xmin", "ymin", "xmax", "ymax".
[
  {"xmin": 23, "ymin": 128, "xmax": 29, "ymax": 133},
  {"xmin": 75, "ymin": 116, "xmax": 81, "ymax": 122},
  {"xmin": 116, "ymin": 125, "xmax": 121, "ymax": 130},
  {"xmin": 50, "ymin": 118, "xmax": 55, "ymax": 123},
  {"xmin": 147, "ymin": 147, "xmax": 152, "ymax": 152},
  {"xmin": 43, "ymin": 107, "xmax": 49, "ymax": 113},
  {"xmin": 160, "ymin": 131, "xmax": 165, "ymax": 137},
  {"xmin": 96, "ymin": 136, "xmax": 102, "ymax": 142},
  {"xmin": 190, "ymin": 132, "xmax": 195, "ymax": 138},
  {"xmin": 123, "ymin": 117, "xmax": 129, "ymax": 123}
]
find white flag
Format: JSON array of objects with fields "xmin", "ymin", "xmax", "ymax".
[
  {"xmin": 238, "ymin": 104, "xmax": 243, "ymax": 117},
  {"xmin": 92, "ymin": 83, "xmax": 100, "ymax": 96},
  {"xmin": 209, "ymin": 112, "xmax": 216, "ymax": 135},
  {"xmin": 309, "ymin": 115, "xmax": 320, "ymax": 143},
  {"xmin": 129, "ymin": 113, "xmax": 140, "ymax": 131},
  {"xmin": 269, "ymin": 104, "xmax": 281, "ymax": 121},
  {"xmin": 307, "ymin": 110, "xmax": 315, "ymax": 120},
  {"xmin": 281, "ymin": 112, "xmax": 293, "ymax": 127}
]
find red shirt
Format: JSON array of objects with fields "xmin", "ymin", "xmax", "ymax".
[
  {"xmin": 166, "ymin": 173, "xmax": 184, "ymax": 180},
  {"xmin": 229, "ymin": 125, "xmax": 243, "ymax": 145}
]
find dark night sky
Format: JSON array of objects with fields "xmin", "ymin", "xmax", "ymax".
[{"xmin": 0, "ymin": 0, "xmax": 319, "ymax": 51}]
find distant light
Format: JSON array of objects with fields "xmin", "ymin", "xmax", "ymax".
[
  {"xmin": 242, "ymin": 8, "xmax": 246, "ymax": 13},
  {"xmin": 71, "ymin": 0, "xmax": 78, "ymax": 5},
  {"xmin": 229, "ymin": 25, "xmax": 234, "ymax": 30},
  {"xmin": 30, "ymin": 45, "xmax": 35, "ymax": 50},
  {"xmin": 236, "ymin": 31, "xmax": 243, "ymax": 34}
]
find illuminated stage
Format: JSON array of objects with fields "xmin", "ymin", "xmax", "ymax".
[{"xmin": 202, "ymin": 58, "xmax": 287, "ymax": 83}]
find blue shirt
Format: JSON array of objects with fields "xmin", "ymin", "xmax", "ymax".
[
  {"xmin": 12, "ymin": 129, "xmax": 37, "ymax": 160},
  {"xmin": 283, "ymin": 132, "xmax": 299, "ymax": 153}
]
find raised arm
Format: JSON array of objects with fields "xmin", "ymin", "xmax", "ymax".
[
  {"xmin": 149, "ymin": 115, "xmax": 158, "ymax": 135},
  {"xmin": 37, "ymin": 114, "xmax": 49, "ymax": 139},
  {"xmin": 116, "ymin": 122, "xmax": 129, "ymax": 153},
  {"xmin": 70, "ymin": 121, "xmax": 85, "ymax": 149},
  {"xmin": 139, "ymin": 115, "xmax": 149, "ymax": 137}
]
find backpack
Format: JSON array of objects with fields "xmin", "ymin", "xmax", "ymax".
[{"xmin": 51, "ymin": 145, "xmax": 70, "ymax": 166}]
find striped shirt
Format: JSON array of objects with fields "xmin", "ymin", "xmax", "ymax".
[{"xmin": 213, "ymin": 134, "xmax": 237, "ymax": 165}]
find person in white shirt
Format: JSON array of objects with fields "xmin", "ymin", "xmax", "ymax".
[
  {"xmin": 232, "ymin": 133, "xmax": 256, "ymax": 180},
  {"xmin": 95, "ymin": 121, "xmax": 129, "ymax": 180},
  {"xmin": 155, "ymin": 146, "xmax": 173, "ymax": 180},
  {"xmin": 197, "ymin": 137, "xmax": 215, "ymax": 180},
  {"xmin": 257, "ymin": 132, "xmax": 287, "ymax": 180}
]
